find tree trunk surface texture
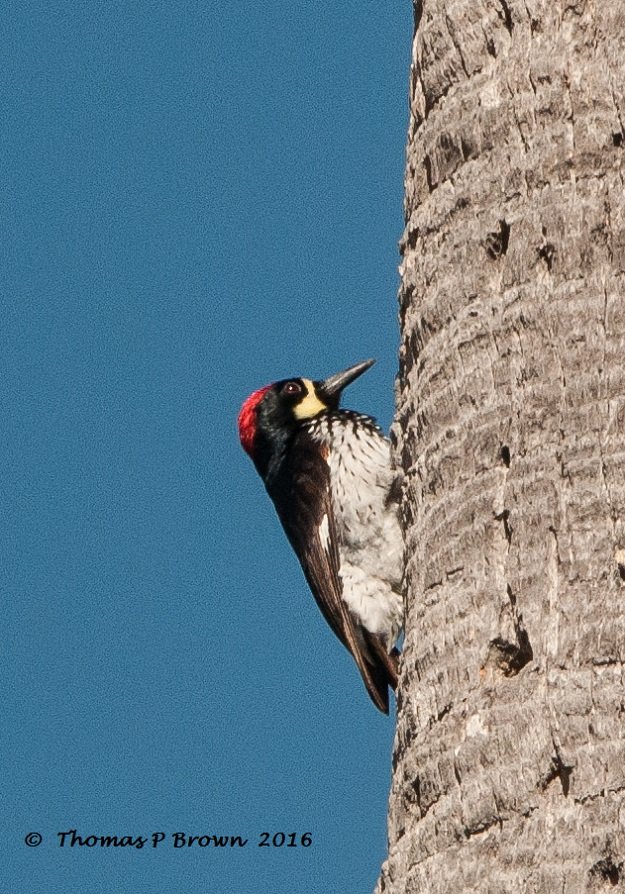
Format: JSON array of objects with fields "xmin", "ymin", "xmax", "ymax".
[{"xmin": 378, "ymin": 1, "xmax": 625, "ymax": 891}]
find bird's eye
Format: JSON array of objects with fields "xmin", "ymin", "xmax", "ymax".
[{"xmin": 282, "ymin": 381, "xmax": 302, "ymax": 396}]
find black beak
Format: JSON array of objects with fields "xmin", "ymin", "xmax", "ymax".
[{"xmin": 320, "ymin": 359, "xmax": 375, "ymax": 398}]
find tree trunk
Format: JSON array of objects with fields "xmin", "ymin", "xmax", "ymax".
[{"xmin": 378, "ymin": 1, "xmax": 625, "ymax": 891}]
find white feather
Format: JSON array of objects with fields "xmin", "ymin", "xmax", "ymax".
[
  {"xmin": 309, "ymin": 412, "xmax": 403, "ymax": 649},
  {"xmin": 318, "ymin": 513, "xmax": 330, "ymax": 552}
]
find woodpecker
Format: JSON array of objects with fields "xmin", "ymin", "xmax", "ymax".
[{"xmin": 238, "ymin": 359, "xmax": 403, "ymax": 713}]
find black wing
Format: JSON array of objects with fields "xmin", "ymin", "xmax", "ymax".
[{"xmin": 268, "ymin": 428, "xmax": 397, "ymax": 713}]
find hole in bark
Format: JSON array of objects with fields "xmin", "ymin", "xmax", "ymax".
[
  {"xmin": 556, "ymin": 755, "xmax": 573, "ymax": 798},
  {"xmin": 543, "ymin": 753, "xmax": 572, "ymax": 796},
  {"xmin": 460, "ymin": 136, "xmax": 477, "ymax": 161},
  {"xmin": 515, "ymin": 626, "xmax": 533, "ymax": 666},
  {"xmin": 423, "ymin": 154, "xmax": 434, "ymax": 192},
  {"xmin": 485, "ymin": 582, "xmax": 533, "ymax": 676},
  {"xmin": 613, "ymin": 132, "xmax": 623, "ymax": 148},
  {"xmin": 412, "ymin": 774, "xmax": 422, "ymax": 812},
  {"xmin": 484, "ymin": 219, "xmax": 510, "ymax": 259},
  {"xmin": 500, "ymin": 445, "xmax": 511, "ymax": 467},
  {"xmin": 487, "ymin": 634, "xmax": 532, "ymax": 676},
  {"xmin": 494, "ymin": 509, "xmax": 512, "ymax": 545},
  {"xmin": 453, "ymin": 760, "xmax": 461, "ymax": 786},
  {"xmin": 590, "ymin": 858, "xmax": 622, "ymax": 886},
  {"xmin": 538, "ymin": 242, "xmax": 556, "ymax": 270},
  {"xmin": 436, "ymin": 703, "xmax": 451, "ymax": 722},
  {"xmin": 618, "ymin": 563, "xmax": 625, "ymax": 582},
  {"xmin": 497, "ymin": 0, "xmax": 513, "ymax": 33},
  {"xmin": 403, "ymin": 226, "xmax": 419, "ymax": 252}
]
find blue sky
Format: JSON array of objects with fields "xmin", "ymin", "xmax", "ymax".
[{"xmin": 2, "ymin": 3, "xmax": 411, "ymax": 892}]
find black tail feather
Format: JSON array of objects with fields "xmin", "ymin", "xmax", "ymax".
[{"xmin": 359, "ymin": 632, "xmax": 400, "ymax": 713}]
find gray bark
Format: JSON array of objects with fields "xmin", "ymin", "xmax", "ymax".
[{"xmin": 378, "ymin": 1, "xmax": 625, "ymax": 891}]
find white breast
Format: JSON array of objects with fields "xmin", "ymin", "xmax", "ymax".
[{"xmin": 309, "ymin": 413, "xmax": 404, "ymax": 646}]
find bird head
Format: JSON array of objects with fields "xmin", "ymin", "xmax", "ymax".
[{"xmin": 238, "ymin": 359, "xmax": 375, "ymax": 460}]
